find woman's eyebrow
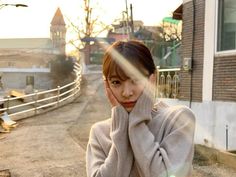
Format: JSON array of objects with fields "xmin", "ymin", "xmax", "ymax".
[{"xmin": 108, "ymin": 76, "xmax": 119, "ymax": 80}]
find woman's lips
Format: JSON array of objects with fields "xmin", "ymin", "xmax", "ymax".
[{"xmin": 121, "ymin": 101, "xmax": 136, "ymax": 108}]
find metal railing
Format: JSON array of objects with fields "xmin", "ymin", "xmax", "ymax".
[
  {"xmin": 156, "ymin": 67, "xmax": 180, "ymax": 99},
  {"xmin": 0, "ymin": 62, "xmax": 82, "ymax": 119}
]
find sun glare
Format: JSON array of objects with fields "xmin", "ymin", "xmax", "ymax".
[{"xmin": 0, "ymin": 0, "xmax": 182, "ymax": 53}]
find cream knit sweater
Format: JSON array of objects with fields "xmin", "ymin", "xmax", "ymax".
[{"xmin": 86, "ymin": 92, "xmax": 195, "ymax": 177}]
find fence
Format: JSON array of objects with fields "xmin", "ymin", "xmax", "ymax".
[
  {"xmin": 0, "ymin": 62, "xmax": 82, "ymax": 120},
  {"xmin": 156, "ymin": 67, "xmax": 180, "ymax": 99}
]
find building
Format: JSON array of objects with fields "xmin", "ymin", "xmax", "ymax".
[
  {"xmin": 0, "ymin": 8, "xmax": 66, "ymax": 92},
  {"xmin": 160, "ymin": 0, "xmax": 236, "ymax": 151},
  {"xmin": 80, "ymin": 20, "xmax": 163, "ymax": 66},
  {"xmin": 79, "ymin": 20, "xmax": 144, "ymax": 65}
]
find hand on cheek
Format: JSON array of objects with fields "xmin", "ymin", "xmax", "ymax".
[{"xmin": 104, "ymin": 81, "xmax": 120, "ymax": 107}]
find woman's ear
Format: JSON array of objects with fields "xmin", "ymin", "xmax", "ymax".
[{"xmin": 148, "ymin": 73, "xmax": 157, "ymax": 85}]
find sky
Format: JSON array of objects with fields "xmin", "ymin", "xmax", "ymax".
[{"xmin": 0, "ymin": 0, "xmax": 182, "ymax": 51}]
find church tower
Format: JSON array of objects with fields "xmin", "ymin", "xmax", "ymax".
[{"xmin": 50, "ymin": 8, "xmax": 66, "ymax": 54}]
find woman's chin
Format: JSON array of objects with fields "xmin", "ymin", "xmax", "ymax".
[{"xmin": 125, "ymin": 107, "xmax": 133, "ymax": 113}]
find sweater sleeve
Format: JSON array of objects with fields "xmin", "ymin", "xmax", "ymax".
[
  {"xmin": 128, "ymin": 92, "xmax": 196, "ymax": 177},
  {"xmin": 86, "ymin": 105, "xmax": 134, "ymax": 177}
]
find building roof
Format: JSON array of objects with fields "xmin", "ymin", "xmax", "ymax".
[
  {"xmin": 0, "ymin": 51, "xmax": 57, "ymax": 68},
  {"xmin": 162, "ymin": 17, "xmax": 181, "ymax": 25},
  {"xmin": 107, "ymin": 32, "xmax": 128, "ymax": 41},
  {"xmin": 0, "ymin": 38, "xmax": 53, "ymax": 49},
  {"xmin": 173, "ymin": 4, "xmax": 183, "ymax": 20},
  {"xmin": 51, "ymin": 7, "xmax": 66, "ymax": 26},
  {"xmin": 81, "ymin": 37, "xmax": 115, "ymax": 43}
]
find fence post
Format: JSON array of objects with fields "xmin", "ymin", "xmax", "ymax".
[
  {"xmin": 172, "ymin": 71, "xmax": 179, "ymax": 99},
  {"xmin": 6, "ymin": 95, "xmax": 10, "ymax": 114},
  {"xmin": 226, "ymin": 124, "xmax": 228, "ymax": 151},
  {"xmin": 57, "ymin": 86, "xmax": 60, "ymax": 107},
  {"xmin": 166, "ymin": 72, "xmax": 172, "ymax": 98},
  {"xmin": 73, "ymin": 79, "xmax": 78, "ymax": 98},
  {"xmin": 159, "ymin": 72, "xmax": 165, "ymax": 98},
  {"xmin": 34, "ymin": 90, "xmax": 38, "ymax": 115}
]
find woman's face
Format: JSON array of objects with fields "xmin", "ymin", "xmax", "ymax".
[{"xmin": 108, "ymin": 74, "xmax": 153, "ymax": 112}]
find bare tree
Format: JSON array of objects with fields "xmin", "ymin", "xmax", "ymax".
[{"xmin": 66, "ymin": 0, "xmax": 112, "ymax": 51}]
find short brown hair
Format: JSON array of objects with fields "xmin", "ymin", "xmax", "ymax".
[{"xmin": 102, "ymin": 40, "xmax": 156, "ymax": 80}]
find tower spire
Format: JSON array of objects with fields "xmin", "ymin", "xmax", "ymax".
[{"xmin": 50, "ymin": 7, "xmax": 66, "ymax": 54}]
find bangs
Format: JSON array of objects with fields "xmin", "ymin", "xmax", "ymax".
[
  {"xmin": 108, "ymin": 58, "xmax": 129, "ymax": 81},
  {"xmin": 107, "ymin": 55, "xmax": 148, "ymax": 81},
  {"xmin": 102, "ymin": 40, "xmax": 154, "ymax": 81}
]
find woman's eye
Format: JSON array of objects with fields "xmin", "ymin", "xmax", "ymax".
[{"xmin": 111, "ymin": 80, "xmax": 121, "ymax": 86}]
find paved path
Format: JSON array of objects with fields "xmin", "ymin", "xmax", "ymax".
[{"xmin": 0, "ymin": 73, "xmax": 107, "ymax": 177}]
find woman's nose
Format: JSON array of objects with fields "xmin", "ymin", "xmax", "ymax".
[{"xmin": 121, "ymin": 84, "xmax": 133, "ymax": 98}]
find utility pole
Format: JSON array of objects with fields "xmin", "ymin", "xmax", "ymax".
[
  {"xmin": 125, "ymin": 0, "xmax": 129, "ymax": 24},
  {"xmin": 125, "ymin": 0, "xmax": 130, "ymax": 39},
  {"xmin": 130, "ymin": 4, "xmax": 134, "ymax": 38}
]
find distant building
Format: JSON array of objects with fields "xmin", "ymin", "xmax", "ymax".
[
  {"xmin": 0, "ymin": 8, "xmax": 66, "ymax": 92},
  {"xmin": 80, "ymin": 20, "xmax": 162, "ymax": 65},
  {"xmin": 111, "ymin": 20, "xmax": 144, "ymax": 35},
  {"xmin": 50, "ymin": 8, "xmax": 67, "ymax": 54}
]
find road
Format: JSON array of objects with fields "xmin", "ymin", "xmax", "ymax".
[{"xmin": 0, "ymin": 73, "xmax": 107, "ymax": 177}]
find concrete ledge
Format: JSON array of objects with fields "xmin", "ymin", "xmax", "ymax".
[
  {"xmin": 195, "ymin": 144, "xmax": 236, "ymax": 170},
  {"xmin": 217, "ymin": 150, "xmax": 236, "ymax": 170}
]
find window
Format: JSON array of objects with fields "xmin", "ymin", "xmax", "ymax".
[
  {"xmin": 26, "ymin": 76, "xmax": 34, "ymax": 86},
  {"xmin": 217, "ymin": 0, "xmax": 236, "ymax": 51}
]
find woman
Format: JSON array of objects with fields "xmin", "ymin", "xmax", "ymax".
[{"xmin": 86, "ymin": 40, "xmax": 195, "ymax": 177}]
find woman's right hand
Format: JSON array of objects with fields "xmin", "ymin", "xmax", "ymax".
[{"xmin": 104, "ymin": 80, "xmax": 120, "ymax": 107}]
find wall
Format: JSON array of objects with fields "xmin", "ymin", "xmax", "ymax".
[
  {"xmin": 159, "ymin": 98, "xmax": 236, "ymax": 151},
  {"xmin": 213, "ymin": 55, "xmax": 236, "ymax": 101},
  {"xmin": 180, "ymin": 0, "xmax": 205, "ymax": 102},
  {"xmin": 1, "ymin": 71, "xmax": 53, "ymax": 91}
]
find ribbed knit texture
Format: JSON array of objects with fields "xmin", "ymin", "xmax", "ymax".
[{"xmin": 86, "ymin": 91, "xmax": 195, "ymax": 177}]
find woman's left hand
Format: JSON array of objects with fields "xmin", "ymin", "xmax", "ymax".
[{"xmin": 129, "ymin": 74, "xmax": 156, "ymax": 120}]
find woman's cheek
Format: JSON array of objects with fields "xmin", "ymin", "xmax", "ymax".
[{"xmin": 110, "ymin": 88, "xmax": 121, "ymax": 101}]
